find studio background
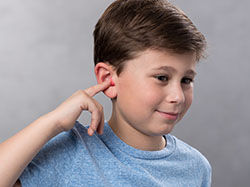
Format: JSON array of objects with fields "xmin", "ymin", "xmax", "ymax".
[{"xmin": 0, "ymin": 0, "xmax": 249, "ymax": 186}]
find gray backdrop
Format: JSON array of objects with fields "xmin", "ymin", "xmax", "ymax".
[{"xmin": 0, "ymin": 0, "xmax": 249, "ymax": 186}]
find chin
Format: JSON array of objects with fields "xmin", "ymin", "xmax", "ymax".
[{"xmin": 149, "ymin": 125, "xmax": 175, "ymax": 136}]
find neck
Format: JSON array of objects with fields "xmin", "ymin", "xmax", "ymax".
[{"xmin": 108, "ymin": 115, "xmax": 166, "ymax": 151}]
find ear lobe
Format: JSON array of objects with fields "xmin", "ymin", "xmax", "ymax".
[{"xmin": 94, "ymin": 63, "xmax": 117, "ymax": 99}]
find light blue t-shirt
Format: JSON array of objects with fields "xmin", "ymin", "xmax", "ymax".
[{"xmin": 20, "ymin": 121, "xmax": 211, "ymax": 187}]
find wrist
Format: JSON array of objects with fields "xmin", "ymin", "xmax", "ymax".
[{"xmin": 38, "ymin": 111, "xmax": 64, "ymax": 139}]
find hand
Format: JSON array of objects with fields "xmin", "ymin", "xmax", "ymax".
[
  {"xmin": 0, "ymin": 81, "xmax": 112, "ymax": 187},
  {"xmin": 50, "ymin": 80, "xmax": 111, "ymax": 136}
]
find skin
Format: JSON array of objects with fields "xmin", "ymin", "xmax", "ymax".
[
  {"xmin": 0, "ymin": 49, "xmax": 196, "ymax": 186},
  {"xmin": 0, "ymin": 81, "xmax": 111, "ymax": 187},
  {"xmin": 107, "ymin": 49, "xmax": 197, "ymax": 151}
]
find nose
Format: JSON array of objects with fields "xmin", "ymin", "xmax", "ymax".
[{"xmin": 165, "ymin": 83, "xmax": 185, "ymax": 104}]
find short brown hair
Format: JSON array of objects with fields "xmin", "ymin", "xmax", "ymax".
[{"xmin": 93, "ymin": 0, "xmax": 206, "ymax": 75}]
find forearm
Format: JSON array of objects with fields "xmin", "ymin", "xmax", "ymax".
[
  {"xmin": 0, "ymin": 111, "xmax": 62, "ymax": 187},
  {"xmin": 0, "ymin": 81, "xmax": 110, "ymax": 187}
]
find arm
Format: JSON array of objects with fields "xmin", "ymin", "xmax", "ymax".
[{"xmin": 0, "ymin": 80, "xmax": 111, "ymax": 187}]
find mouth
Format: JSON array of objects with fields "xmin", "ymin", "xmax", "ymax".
[{"xmin": 156, "ymin": 110, "xmax": 179, "ymax": 121}]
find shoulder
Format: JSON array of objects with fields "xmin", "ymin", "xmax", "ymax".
[
  {"xmin": 165, "ymin": 134, "xmax": 212, "ymax": 186},
  {"xmin": 19, "ymin": 122, "xmax": 93, "ymax": 186},
  {"xmin": 50, "ymin": 121, "xmax": 90, "ymax": 145},
  {"xmin": 26, "ymin": 121, "xmax": 89, "ymax": 166},
  {"xmin": 169, "ymin": 134, "xmax": 211, "ymax": 172},
  {"xmin": 43, "ymin": 121, "xmax": 87, "ymax": 150}
]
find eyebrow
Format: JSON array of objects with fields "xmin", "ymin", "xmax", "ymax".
[{"xmin": 152, "ymin": 66, "xmax": 197, "ymax": 76}]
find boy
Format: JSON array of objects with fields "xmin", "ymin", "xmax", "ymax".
[{"xmin": 0, "ymin": 0, "xmax": 212, "ymax": 186}]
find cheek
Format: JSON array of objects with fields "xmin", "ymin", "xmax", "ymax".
[
  {"xmin": 178, "ymin": 90, "xmax": 193, "ymax": 122},
  {"xmin": 184, "ymin": 89, "xmax": 193, "ymax": 110},
  {"xmin": 117, "ymin": 78, "xmax": 161, "ymax": 111},
  {"xmin": 133, "ymin": 80, "xmax": 162, "ymax": 103},
  {"xmin": 143, "ymin": 85, "xmax": 163, "ymax": 107},
  {"xmin": 116, "ymin": 77, "xmax": 140, "ymax": 108}
]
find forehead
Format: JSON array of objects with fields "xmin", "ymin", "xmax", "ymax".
[{"xmin": 124, "ymin": 49, "xmax": 197, "ymax": 73}]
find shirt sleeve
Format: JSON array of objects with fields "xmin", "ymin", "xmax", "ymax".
[
  {"xmin": 19, "ymin": 129, "xmax": 78, "ymax": 186},
  {"xmin": 201, "ymin": 156, "xmax": 212, "ymax": 187}
]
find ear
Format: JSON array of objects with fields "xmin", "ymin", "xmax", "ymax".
[{"xmin": 94, "ymin": 62, "xmax": 117, "ymax": 99}]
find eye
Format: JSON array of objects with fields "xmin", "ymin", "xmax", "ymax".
[
  {"xmin": 155, "ymin": 75, "xmax": 168, "ymax": 82},
  {"xmin": 181, "ymin": 77, "xmax": 194, "ymax": 85}
]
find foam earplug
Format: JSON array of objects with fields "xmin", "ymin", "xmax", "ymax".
[{"xmin": 110, "ymin": 78, "xmax": 115, "ymax": 86}]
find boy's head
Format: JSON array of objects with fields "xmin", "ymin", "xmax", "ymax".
[
  {"xmin": 93, "ymin": 0, "xmax": 206, "ymax": 76},
  {"xmin": 93, "ymin": 0, "xmax": 207, "ymax": 137}
]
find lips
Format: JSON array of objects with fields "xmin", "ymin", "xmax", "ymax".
[{"xmin": 156, "ymin": 110, "xmax": 179, "ymax": 121}]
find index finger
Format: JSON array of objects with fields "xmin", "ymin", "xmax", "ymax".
[{"xmin": 85, "ymin": 79, "xmax": 111, "ymax": 97}]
